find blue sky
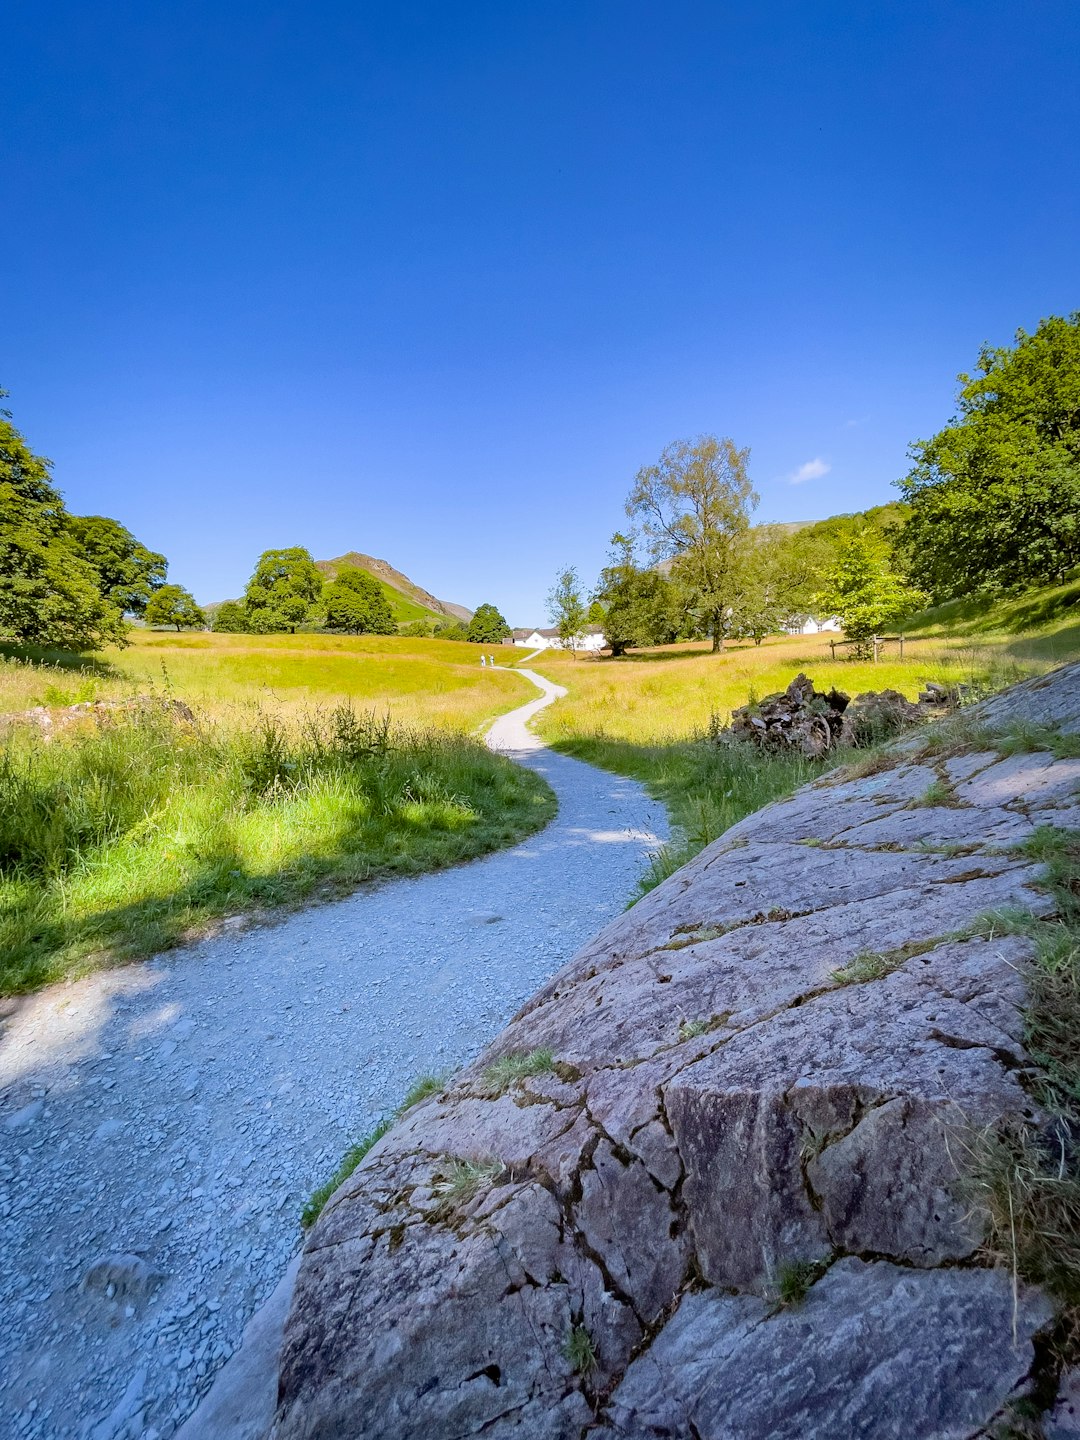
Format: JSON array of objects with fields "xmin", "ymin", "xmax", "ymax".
[{"xmin": 3, "ymin": 2, "xmax": 1078, "ymax": 623}]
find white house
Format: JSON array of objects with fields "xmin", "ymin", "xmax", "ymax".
[
  {"xmin": 511, "ymin": 625, "xmax": 607, "ymax": 653},
  {"xmin": 784, "ymin": 614, "xmax": 842, "ymax": 636}
]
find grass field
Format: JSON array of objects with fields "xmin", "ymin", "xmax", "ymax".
[
  {"xmin": 0, "ymin": 633, "xmax": 547, "ymax": 994},
  {"xmin": 0, "ymin": 630, "xmax": 529, "ymax": 730}
]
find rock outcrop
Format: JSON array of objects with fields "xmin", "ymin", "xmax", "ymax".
[{"xmin": 271, "ymin": 665, "xmax": 1080, "ymax": 1439}]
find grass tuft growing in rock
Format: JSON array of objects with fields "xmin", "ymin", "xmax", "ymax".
[
  {"xmin": 301, "ymin": 1070, "xmax": 451, "ymax": 1229},
  {"xmin": 831, "ymin": 950, "xmax": 897, "ymax": 986},
  {"xmin": 677, "ymin": 1018, "xmax": 713, "ymax": 1041},
  {"xmin": 774, "ymin": 1258, "xmax": 827, "ymax": 1306},
  {"xmin": 913, "ymin": 776, "xmax": 960, "ymax": 808},
  {"xmin": 965, "ymin": 825, "xmax": 1080, "ymax": 1373},
  {"xmin": 481, "ymin": 1049, "xmax": 556, "ymax": 1095},
  {"xmin": 300, "ymin": 1118, "xmax": 392, "ymax": 1229},
  {"xmin": 995, "ymin": 723, "xmax": 1080, "ymax": 760},
  {"xmin": 430, "ymin": 1156, "xmax": 505, "ymax": 1218},
  {"xmin": 397, "ymin": 1074, "xmax": 444, "ymax": 1113},
  {"xmin": 563, "ymin": 1323, "xmax": 598, "ymax": 1376}
]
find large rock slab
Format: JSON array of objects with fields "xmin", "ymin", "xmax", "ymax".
[
  {"xmin": 271, "ymin": 662, "xmax": 1080, "ymax": 1440},
  {"xmin": 600, "ymin": 1258, "xmax": 1051, "ymax": 1439}
]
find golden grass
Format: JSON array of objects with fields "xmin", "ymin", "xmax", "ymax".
[
  {"xmin": 0, "ymin": 630, "xmax": 529, "ymax": 732},
  {"xmin": 529, "ymin": 631, "xmax": 1053, "ymax": 747}
]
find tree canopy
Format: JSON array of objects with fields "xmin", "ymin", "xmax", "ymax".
[
  {"xmin": 627, "ymin": 435, "xmax": 757, "ymax": 652},
  {"xmin": 322, "ymin": 566, "xmax": 396, "ymax": 634},
  {"xmin": 593, "ymin": 533, "xmax": 679, "ymax": 656},
  {"xmin": 546, "ymin": 566, "xmax": 587, "ymax": 654},
  {"xmin": 897, "ymin": 314, "xmax": 1080, "ymax": 599},
  {"xmin": 817, "ymin": 531, "xmax": 924, "ymax": 642},
  {"xmin": 145, "ymin": 584, "xmax": 206, "ymax": 631},
  {"xmin": 466, "ymin": 603, "xmax": 511, "ymax": 644},
  {"xmin": 212, "ymin": 600, "xmax": 248, "ymax": 633},
  {"xmin": 67, "ymin": 515, "xmax": 167, "ymax": 617},
  {"xmin": 729, "ymin": 525, "xmax": 795, "ymax": 644},
  {"xmin": 243, "ymin": 548, "xmax": 324, "ymax": 633},
  {"xmin": 0, "ymin": 396, "xmax": 129, "ymax": 650}
]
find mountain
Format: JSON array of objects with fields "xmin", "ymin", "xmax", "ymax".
[{"xmin": 316, "ymin": 553, "xmax": 473, "ymax": 625}]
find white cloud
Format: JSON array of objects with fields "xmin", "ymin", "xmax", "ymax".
[{"xmin": 788, "ymin": 457, "xmax": 830, "ymax": 485}]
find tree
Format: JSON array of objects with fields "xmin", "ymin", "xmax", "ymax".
[
  {"xmin": 67, "ymin": 515, "xmax": 167, "ymax": 617},
  {"xmin": 593, "ymin": 533, "xmax": 679, "ymax": 656},
  {"xmin": 145, "ymin": 584, "xmax": 206, "ymax": 631},
  {"xmin": 433, "ymin": 619, "xmax": 469, "ymax": 640},
  {"xmin": 897, "ymin": 314, "xmax": 1080, "ymax": 600},
  {"xmin": 212, "ymin": 600, "xmax": 248, "ymax": 633},
  {"xmin": 817, "ymin": 531, "xmax": 924, "ymax": 644},
  {"xmin": 729, "ymin": 526, "xmax": 792, "ymax": 644},
  {"xmin": 0, "ymin": 394, "xmax": 127, "ymax": 650},
  {"xmin": 322, "ymin": 566, "xmax": 396, "ymax": 634},
  {"xmin": 243, "ymin": 548, "xmax": 324, "ymax": 633},
  {"xmin": 627, "ymin": 435, "xmax": 758, "ymax": 652},
  {"xmin": 466, "ymin": 603, "xmax": 511, "ymax": 644},
  {"xmin": 546, "ymin": 566, "xmax": 587, "ymax": 656}
]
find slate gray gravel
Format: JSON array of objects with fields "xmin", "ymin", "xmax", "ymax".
[{"xmin": 0, "ymin": 668, "xmax": 666, "ymax": 1440}]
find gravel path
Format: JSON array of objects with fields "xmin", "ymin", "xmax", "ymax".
[{"xmin": 0, "ymin": 667, "xmax": 666, "ymax": 1440}]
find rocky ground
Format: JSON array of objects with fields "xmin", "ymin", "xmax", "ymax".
[
  {"xmin": 0, "ymin": 669, "xmax": 666, "ymax": 1440},
  {"xmin": 272, "ymin": 664, "xmax": 1080, "ymax": 1439}
]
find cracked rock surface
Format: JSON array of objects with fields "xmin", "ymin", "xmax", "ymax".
[{"xmin": 273, "ymin": 663, "xmax": 1080, "ymax": 1440}]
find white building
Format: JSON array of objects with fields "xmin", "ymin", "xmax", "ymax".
[
  {"xmin": 784, "ymin": 614, "xmax": 843, "ymax": 636},
  {"xmin": 511, "ymin": 625, "xmax": 607, "ymax": 653}
]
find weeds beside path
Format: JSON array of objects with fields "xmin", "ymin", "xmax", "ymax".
[{"xmin": 0, "ymin": 701, "xmax": 556, "ymax": 995}]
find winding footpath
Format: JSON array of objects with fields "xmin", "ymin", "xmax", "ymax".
[{"xmin": 0, "ymin": 667, "xmax": 666, "ymax": 1440}]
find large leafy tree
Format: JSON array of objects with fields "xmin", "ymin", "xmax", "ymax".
[
  {"xmin": 145, "ymin": 584, "xmax": 205, "ymax": 631},
  {"xmin": 593, "ymin": 533, "xmax": 679, "ymax": 656},
  {"xmin": 243, "ymin": 548, "xmax": 324, "ymax": 633},
  {"xmin": 322, "ymin": 566, "xmax": 395, "ymax": 634},
  {"xmin": 897, "ymin": 314, "xmax": 1080, "ymax": 599},
  {"xmin": 730, "ymin": 525, "xmax": 794, "ymax": 644},
  {"xmin": 817, "ymin": 531, "xmax": 924, "ymax": 643},
  {"xmin": 546, "ymin": 566, "xmax": 587, "ymax": 655},
  {"xmin": 67, "ymin": 515, "xmax": 167, "ymax": 617},
  {"xmin": 0, "ymin": 396, "xmax": 127, "ymax": 650},
  {"xmin": 466, "ymin": 603, "xmax": 511, "ymax": 644},
  {"xmin": 627, "ymin": 435, "xmax": 757, "ymax": 652},
  {"xmin": 212, "ymin": 600, "xmax": 248, "ymax": 633}
]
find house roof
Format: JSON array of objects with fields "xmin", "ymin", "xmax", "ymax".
[{"xmin": 531, "ymin": 625, "xmax": 604, "ymax": 638}]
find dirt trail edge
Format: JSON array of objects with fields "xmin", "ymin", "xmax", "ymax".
[{"xmin": 0, "ymin": 665, "xmax": 666, "ymax": 1440}]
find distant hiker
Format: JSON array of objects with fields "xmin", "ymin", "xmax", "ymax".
[{"xmin": 480, "ymin": 654, "xmax": 486, "ymax": 667}]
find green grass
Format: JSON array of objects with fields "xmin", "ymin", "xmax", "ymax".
[
  {"xmin": 563, "ymin": 1324, "xmax": 598, "ymax": 1376},
  {"xmin": 525, "ymin": 616, "xmax": 1066, "ymax": 892},
  {"xmin": 959, "ymin": 824, "xmax": 1080, "ymax": 1382},
  {"xmin": 430, "ymin": 1156, "xmax": 505, "ymax": 1218},
  {"xmin": 397, "ymin": 1074, "xmax": 445, "ymax": 1112},
  {"xmin": 0, "ymin": 629, "xmax": 531, "ymax": 732},
  {"xmin": 774, "ymin": 1258, "xmax": 826, "ymax": 1306},
  {"xmin": 902, "ymin": 572, "xmax": 1080, "ymax": 659},
  {"xmin": 481, "ymin": 1048, "xmax": 556, "ymax": 1094},
  {"xmin": 300, "ymin": 1118, "xmax": 393, "ymax": 1229},
  {"xmin": 0, "ymin": 700, "xmax": 556, "ymax": 994}
]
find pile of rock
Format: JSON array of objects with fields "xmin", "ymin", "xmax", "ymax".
[
  {"xmin": 728, "ymin": 673, "xmax": 952, "ymax": 756},
  {"xmin": 0, "ymin": 695, "xmax": 195, "ymax": 739}
]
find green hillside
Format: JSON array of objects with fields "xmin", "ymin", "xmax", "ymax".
[
  {"xmin": 316, "ymin": 552, "xmax": 472, "ymax": 628},
  {"xmin": 901, "ymin": 572, "xmax": 1080, "ymax": 662}
]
